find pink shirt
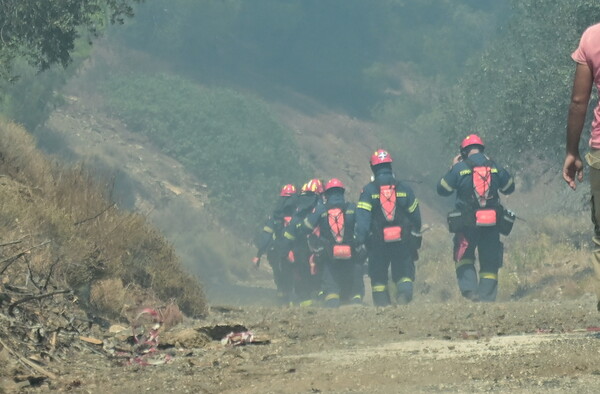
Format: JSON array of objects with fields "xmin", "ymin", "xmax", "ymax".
[{"xmin": 572, "ymin": 23, "xmax": 600, "ymax": 149}]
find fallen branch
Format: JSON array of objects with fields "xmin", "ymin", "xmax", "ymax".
[
  {"xmin": 0, "ymin": 235, "xmax": 29, "ymax": 247},
  {"xmin": 8, "ymin": 289, "xmax": 71, "ymax": 317},
  {"xmin": 42, "ymin": 258, "xmax": 61, "ymax": 291},
  {"xmin": 74, "ymin": 203, "xmax": 116, "ymax": 226},
  {"xmin": 0, "ymin": 240, "xmax": 50, "ymax": 275},
  {"xmin": 0, "ymin": 336, "xmax": 57, "ymax": 380}
]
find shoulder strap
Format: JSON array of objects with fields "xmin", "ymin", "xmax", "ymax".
[
  {"xmin": 327, "ymin": 207, "xmax": 345, "ymax": 243},
  {"xmin": 379, "ymin": 184, "xmax": 397, "ymax": 222}
]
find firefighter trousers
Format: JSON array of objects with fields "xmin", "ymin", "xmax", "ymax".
[
  {"xmin": 321, "ymin": 258, "xmax": 364, "ymax": 307},
  {"xmin": 453, "ymin": 226, "xmax": 503, "ymax": 302},
  {"xmin": 367, "ymin": 240, "xmax": 415, "ymax": 306}
]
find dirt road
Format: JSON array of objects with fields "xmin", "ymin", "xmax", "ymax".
[{"xmin": 21, "ymin": 295, "xmax": 599, "ymax": 394}]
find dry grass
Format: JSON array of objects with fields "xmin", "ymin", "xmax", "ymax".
[
  {"xmin": 415, "ymin": 215, "xmax": 593, "ymax": 303},
  {"xmin": 0, "ymin": 118, "xmax": 207, "ymax": 318}
]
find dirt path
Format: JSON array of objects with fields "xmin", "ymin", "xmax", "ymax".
[{"xmin": 19, "ymin": 297, "xmax": 600, "ymax": 393}]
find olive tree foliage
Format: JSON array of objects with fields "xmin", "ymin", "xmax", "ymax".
[
  {"xmin": 0, "ymin": 0, "xmax": 143, "ymax": 81},
  {"xmin": 441, "ymin": 0, "xmax": 600, "ymax": 168}
]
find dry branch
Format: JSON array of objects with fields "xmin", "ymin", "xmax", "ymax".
[
  {"xmin": 73, "ymin": 203, "xmax": 116, "ymax": 226},
  {"xmin": 0, "ymin": 240, "xmax": 50, "ymax": 275},
  {"xmin": 8, "ymin": 289, "xmax": 71, "ymax": 317},
  {"xmin": 0, "ymin": 235, "xmax": 29, "ymax": 247},
  {"xmin": 0, "ymin": 337, "xmax": 57, "ymax": 380}
]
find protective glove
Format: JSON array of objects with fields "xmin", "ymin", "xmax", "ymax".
[
  {"xmin": 409, "ymin": 230, "xmax": 423, "ymax": 250},
  {"xmin": 251, "ymin": 256, "xmax": 261, "ymax": 268}
]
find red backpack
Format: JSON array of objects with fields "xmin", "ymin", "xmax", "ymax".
[
  {"xmin": 327, "ymin": 207, "xmax": 352, "ymax": 259},
  {"xmin": 465, "ymin": 159, "xmax": 496, "ymax": 226},
  {"xmin": 379, "ymin": 184, "xmax": 402, "ymax": 242}
]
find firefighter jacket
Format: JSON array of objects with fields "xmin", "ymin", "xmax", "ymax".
[
  {"xmin": 278, "ymin": 192, "xmax": 322, "ymax": 255},
  {"xmin": 437, "ymin": 152, "xmax": 514, "ymax": 211},
  {"xmin": 355, "ymin": 166, "xmax": 421, "ymax": 245},
  {"xmin": 255, "ymin": 195, "xmax": 298, "ymax": 257},
  {"xmin": 302, "ymin": 190, "xmax": 357, "ymax": 248}
]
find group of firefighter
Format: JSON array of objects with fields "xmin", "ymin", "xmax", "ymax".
[{"xmin": 252, "ymin": 134, "xmax": 516, "ymax": 307}]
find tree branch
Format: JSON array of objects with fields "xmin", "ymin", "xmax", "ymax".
[
  {"xmin": 73, "ymin": 203, "xmax": 116, "ymax": 226},
  {"xmin": 0, "ymin": 240, "xmax": 50, "ymax": 275},
  {"xmin": 8, "ymin": 289, "xmax": 71, "ymax": 317}
]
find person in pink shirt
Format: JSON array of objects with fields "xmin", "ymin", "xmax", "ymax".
[{"xmin": 563, "ymin": 22, "xmax": 600, "ymax": 311}]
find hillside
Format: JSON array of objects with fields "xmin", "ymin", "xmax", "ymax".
[{"xmin": 3, "ymin": 38, "xmax": 600, "ymax": 394}]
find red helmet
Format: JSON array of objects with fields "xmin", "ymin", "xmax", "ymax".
[
  {"xmin": 370, "ymin": 149, "xmax": 393, "ymax": 166},
  {"xmin": 302, "ymin": 178, "xmax": 324, "ymax": 194},
  {"xmin": 325, "ymin": 178, "xmax": 345, "ymax": 192},
  {"xmin": 460, "ymin": 134, "xmax": 484, "ymax": 150},
  {"xmin": 280, "ymin": 184, "xmax": 297, "ymax": 197}
]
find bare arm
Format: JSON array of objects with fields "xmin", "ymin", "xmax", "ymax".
[{"xmin": 563, "ymin": 62, "xmax": 593, "ymax": 190}]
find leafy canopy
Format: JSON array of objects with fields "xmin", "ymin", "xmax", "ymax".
[{"xmin": 0, "ymin": 0, "xmax": 143, "ymax": 80}]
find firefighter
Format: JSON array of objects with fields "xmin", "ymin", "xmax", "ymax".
[
  {"xmin": 437, "ymin": 134, "xmax": 515, "ymax": 302},
  {"xmin": 301, "ymin": 178, "xmax": 365, "ymax": 307},
  {"xmin": 252, "ymin": 183, "xmax": 298, "ymax": 305},
  {"xmin": 355, "ymin": 149, "xmax": 422, "ymax": 306},
  {"xmin": 276, "ymin": 178, "xmax": 324, "ymax": 306}
]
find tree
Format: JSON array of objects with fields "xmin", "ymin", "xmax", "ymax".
[
  {"xmin": 0, "ymin": 0, "xmax": 143, "ymax": 81},
  {"xmin": 441, "ymin": 0, "xmax": 600, "ymax": 168}
]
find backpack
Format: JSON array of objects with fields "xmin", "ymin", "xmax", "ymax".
[
  {"xmin": 464, "ymin": 158, "xmax": 497, "ymax": 226},
  {"xmin": 378, "ymin": 184, "xmax": 402, "ymax": 242},
  {"xmin": 326, "ymin": 207, "xmax": 352, "ymax": 259}
]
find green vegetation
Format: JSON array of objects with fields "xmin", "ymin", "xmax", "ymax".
[
  {"xmin": 114, "ymin": 0, "xmax": 508, "ymax": 116},
  {"xmin": 100, "ymin": 73, "xmax": 308, "ymax": 235},
  {"xmin": 0, "ymin": 0, "xmax": 143, "ymax": 80},
  {"xmin": 440, "ymin": 0, "xmax": 600, "ymax": 166}
]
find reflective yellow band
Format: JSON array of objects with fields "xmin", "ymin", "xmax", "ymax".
[
  {"xmin": 357, "ymin": 201, "xmax": 372, "ymax": 211},
  {"xmin": 491, "ymin": 168, "xmax": 499, "ymax": 173},
  {"xmin": 284, "ymin": 231, "xmax": 295, "ymax": 240},
  {"xmin": 440, "ymin": 178, "xmax": 454, "ymax": 192},
  {"xmin": 303, "ymin": 217, "xmax": 314, "ymax": 230},
  {"xmin": 325, "ymin": 293, "xmax": 340, "ymax": 301},
  {"xmin": 408, "ymin": 199, "xmax": 419, "ymax": 213},
  {"xmin": 500, "ymin": 177, "xmax": 514, "ymax": 193},
  {"xmin": 455, "ymin": 259, "xmax": 475, "ymax": 269},
  {"xmin": 480, "ymin": 272, "xmax": 498, "ymax": 280},
  {"xmin": 352, "ymin": 294, "xmax": 362, "ymax": 300},
  {"xmin": 263, "ymin": 226, "xmax": 274, "ymax": 233},
  {"xmin": 399, "ymin": 277, "xmax": 412, "ymax": 283},
  {"xmin": 372, "ymin": 285, "xmax": 387, "ymax": 293},
  {"xmin": 299, "ymin": 299, "xmax": 314, "ymax": 307}
]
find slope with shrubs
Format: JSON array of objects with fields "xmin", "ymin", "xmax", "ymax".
[
  {"xmin": 99, "ymin": 73, "xmax": 309, "ymax": 237},
  {"xmin": 0, "ymin": 118, "xmax": 207, "ymax": 317}
]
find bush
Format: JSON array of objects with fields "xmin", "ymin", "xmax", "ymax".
[
  {"xmin": 99, "ymin": 72, "xmax": 308, "ymax": 236},
  {"xmin": 0, "ymin": 118, "xmax": 207, "ymax": 317}
]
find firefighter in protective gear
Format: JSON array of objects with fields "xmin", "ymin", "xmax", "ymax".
[
  {"xmin": 276, "ymin": 178, "xmax": 324, "ymax": 306},
  {"xmin": 437, "ymin": 134, "xmax": 515, "ymax": 302},
  {"xmin": 300, "ymin": 178, "xmax": 365, "ymax": 307},
  {"xmin": 253, "ymin": 183, "xmax": 298, "ymax": 305},
  {"xmin": 355, "ymin": 149, "xmax": 422, "ymax": 306}
]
